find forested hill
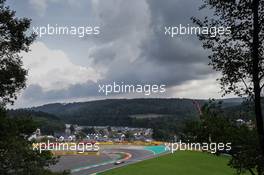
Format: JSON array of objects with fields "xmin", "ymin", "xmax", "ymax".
[
  {"xmin": 25, "ymin": 98, "xmax": 243, "ymax": 125},
  {"xmin": 31, "ymin": 98, "xmax": 205, "ymax": 117},
  {"xmin": 7, "ymin": 109, "xmax": 64, "ymax": 135},
  {"xmin": 7, "ymin": 98, "xmax": 247, "ymax": 137}
]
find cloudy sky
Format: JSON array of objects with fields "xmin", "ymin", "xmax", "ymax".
[{"xmin": 7, "ymin": 0, "xmax": 235, "ymax": 108}]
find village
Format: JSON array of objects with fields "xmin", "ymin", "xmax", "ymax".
[{"xmin": 29, "ymin": 124, "xmax": 154, "ymax": 143}]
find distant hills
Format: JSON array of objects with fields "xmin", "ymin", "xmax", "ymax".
[
  {"xmin": 8, "ymin": 109, "xmax": 64, "ymax": 135},
  {"xmin": 8, "ymin": 98, "xmax": 248, "ymax": 138},
  {"xmin": 31, "ymin": 98, "xmax": 243, "ymax": 114},
  {"xmin": 31, "ymin": 98, "xmax": 207, "ymax": 117},
  {"xmin": 27, "ymin": 98, "xmax": 244, "ymax": 124}
]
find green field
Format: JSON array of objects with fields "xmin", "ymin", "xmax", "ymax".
[{"xmin": 100, "ymin": 151, "xmax": 249, "ymax": 175}]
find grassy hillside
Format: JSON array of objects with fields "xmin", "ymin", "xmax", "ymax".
[{"xmin": 100, "ymin": 151, "xmax": 249, "ymax": 175}]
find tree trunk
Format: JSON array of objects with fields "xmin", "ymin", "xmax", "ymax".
[
  {"xmin": 252, "ymin": 0, "xmax": 264, "ymax": 157},
  {"xmin": 249, "ymin": 168, "xmax": 256, "ymax": 175}
]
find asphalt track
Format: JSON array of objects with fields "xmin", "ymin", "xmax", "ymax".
[{"xmin": 51, "ymin": 147, "xmax": 162, "ymax": 175}]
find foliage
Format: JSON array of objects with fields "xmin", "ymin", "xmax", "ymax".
[
  {"xmin": 183, "ymin": 101, "xmax": 263, "ymax": 175},
  {"xmin": 0, "ymin": 0, "xmax": 35, "ymax": 106},
  {"xmin": 8, "ymin": 109, "xmax": 65, "ymax": 135},
  {"xmin": 229, "ymin": 127, "xmax": 263, "ymax": 175},
  {"xmin": 0, "ymin": 1, "xmax": 68, "ymax": 174},
  {"xmin": 192, "ymin": 0, "xmax": 264, "ymax": 97},
  {"xmin": 192, "ymin": 0, "xmax": 264, "ymax": 173},
  {"xmin": 0, "ymin": 108, "xmax": 68, "ymax": 175}
]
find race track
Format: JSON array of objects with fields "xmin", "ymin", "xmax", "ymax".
[{"xmin": 50, "ymin": 145, "xmax": 167, "ymax": 175}]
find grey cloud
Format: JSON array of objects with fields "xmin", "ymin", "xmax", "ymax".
[
  {"xmin": 147, "ymin": 0, "xmax": 205, "ymax": 26},
  {"xmin": 14, "ymin": 0, "xmax": 216, "ymax": 107},
  {"xmin": 23, "ymin": 81, "xmax": 99, "ymax": 101},
  {"xmin": 88, "ymin": 0, "xmax": 213, "ymax": 87},
  {"xmin": 91, "ymin": 0, "xmax": 150, "ymax": 43},
  {"xmin": 90, "ymin": 44, "xmax": 117, "ymax": 65},
  {"xmin": 142, "ymin": 0, "xmax": 210, "ymax": 64}
]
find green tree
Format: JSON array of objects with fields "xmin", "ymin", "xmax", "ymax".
[
  {"xmin": 192, "ymin": 0, "xmax": 264, "ymax": 173},
  {"xmin": 76, "ymin": 131, "xmax": 87, "ymax": 141},
  {"xmin": 125, "ymin": 131, "xmax": 134, "ymax": 141},
  {"xmin": 229, "ymin": 127, "xmax": 262, "ymax": 175},
  {"xmin": 182, "ymin": 101, "xmax": 233, "ymax": 144},
  {"xmin": 0, "ymin": 108, "xmax": 69, "ymax": 175},
  {"xmin": 0, "ymin": 1, "xmax": 68, "ymax": 174},
  {"xmin": 0, "ymin": 0, "xmax": 35, "ymax": 106},
  {"xmin": 183, "ymin": 101, "xmax": 262, "ymax": 174}
]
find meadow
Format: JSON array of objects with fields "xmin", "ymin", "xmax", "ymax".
[{"xmin": 100, "ymin": 151, "xmax": 249, "ymax": 175}]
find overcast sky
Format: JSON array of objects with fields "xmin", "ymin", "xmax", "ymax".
[{"xmin": 7, "ymin": 0, "xmax": 235, "ymax": 108}]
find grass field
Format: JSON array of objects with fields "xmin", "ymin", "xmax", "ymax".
[{"xmin": 100, "ymin": 151, "xmax": 249, "ymax": 175}]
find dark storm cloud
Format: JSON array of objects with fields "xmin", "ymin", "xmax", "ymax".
[
  {"xmin": 142, "ymin": 0, "xmax": 210, "ymax": 64},
  {"xmin": 147, "ymin": 0, "xmax": 205, "ymax": 25},
  {"xmin": 88, "ymin": 0, "xmax": 213, "ymax": 87},
  {"xmin": 142, "ymin": 36, "xmax": 208, "ymax": 64}
]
